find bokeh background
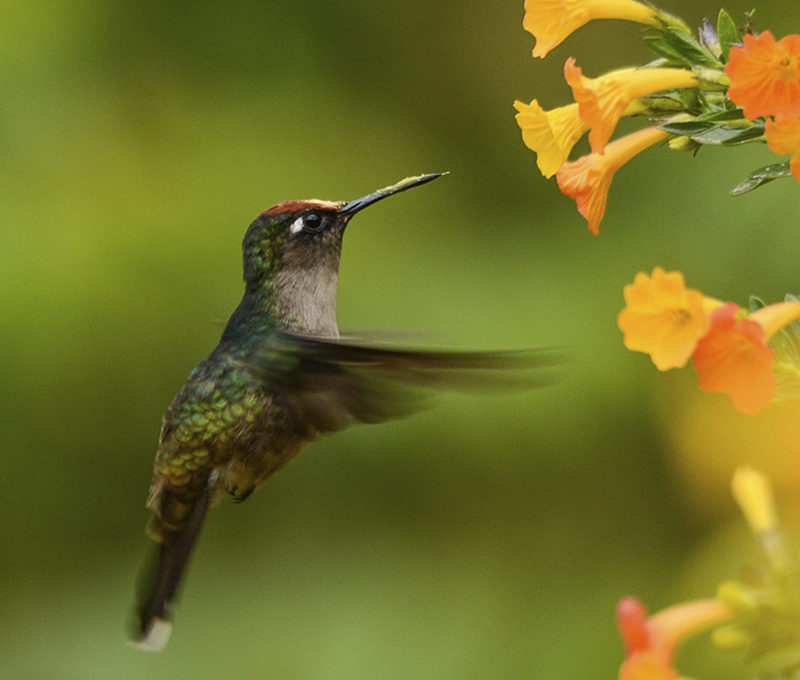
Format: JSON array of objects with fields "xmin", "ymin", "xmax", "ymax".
[{"xmin": 2, "ymin": 1, "xmax": 800, "ymax": 678}]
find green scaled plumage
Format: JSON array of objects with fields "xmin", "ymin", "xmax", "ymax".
[{"xmin": 132, "ymin": 174, "xmax": 560, "ymax": 650}]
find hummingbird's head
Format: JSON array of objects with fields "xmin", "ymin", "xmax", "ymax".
[
  {"xmin": 242, "ymin": 198, "xmax": 346, "ymax": 295},
  {"xmin": 240, "ymin": 173, "xmax": 445, "ymax": 336}
]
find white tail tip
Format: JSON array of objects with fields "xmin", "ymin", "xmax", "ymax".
[{"xmin": 130, "ymin": 617, "xmax": 173, "ymax": 652}]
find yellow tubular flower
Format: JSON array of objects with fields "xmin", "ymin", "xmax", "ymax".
[
  {"xmin": 731, "ymin": 467, "xmax": 777, "ymax": 536},
  {"xmin": 514, "ymin": 99, "xmax": 647, "ymax": 178},
  {"xmin": 750, "ymin": 300, "xmax": 800, "ymax": 341},
  {"xmin": 524, "ymin": 0, "xmax": 662, "ymax": 58},
  {"xmin": 514, "ymin": 100, "xmax": 587, "ymax": 178},
  {"xmin": 556, "ymin": 126, "xmax": 668, "ymax": 234},
  {"xmin": 564, "ymin": 59, "xmax": 698, "ymax": 153}
]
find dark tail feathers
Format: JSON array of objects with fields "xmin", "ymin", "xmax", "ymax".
[{"xmin": 130, "ymin": 479, "xmax": 212, "ymax": 651}]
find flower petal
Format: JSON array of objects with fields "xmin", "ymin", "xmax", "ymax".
[
  {"xmin": 765, "ymin": 118, "xmax": 800, "ymax": 182},
  {"xmin": 692, "ymin": 303, "xmax": 776, "ymax": 414},
  {"xmin": 564, "ymin": 59, "xmax": 697, "ymax": 153},
  {"xmin": 523, "ymin": 0, "xmax": 661, "ymax": 58},
  {"xmin": 618, "ymin": 267, "xmax": 712, "ymax": 370},
  {"xmin": 557, "ymin": 127, "xmax": 668, "ymax": 234},
  {"xmin": 725, "ymin": 31, "xmax": 800, "ymax": 120},
  {"xmin": 514, "ymin": 100, "xmax": 588, "ymax": 178}
]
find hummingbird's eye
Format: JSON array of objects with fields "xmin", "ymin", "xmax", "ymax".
[{"xmin": 301, "ymin": 212, "xmax": 325, "ymax": 233}]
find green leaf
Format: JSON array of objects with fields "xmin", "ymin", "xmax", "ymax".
[
  {"xmin": 658, "ymin": 120, "xmax": 763, "ymax": 145},
  {"xmin": 694, "ymin": 108, "xmax": 746, "ymax": 123},
  {"xmin": 730, "ymin": 162, "xmax": 793, "ymax": 196},
  {"xmin": 659, "ymin": 120, "xmax": 716, "ymax": 136},
  {"xmin": 642, "ymin": 35, "xmax": 688, "ymax": 66},
  {"xmin": 695, "ymin": 126, "xmax": 764, "ymax": 144},
  {"xmin": 660, "ymin": 27, "xmax": 721, "ymax": 67},
  {"xmin": 747, "ymin": 296, "xmax": 766, "ymax": 313},
  {"xmin": 716, "ymin": 9, "xmax": 740, "ymax": 61}
]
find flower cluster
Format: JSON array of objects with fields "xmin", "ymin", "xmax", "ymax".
[
  {"xmin": 617, "ymin": 267, "xmax": 800, "ymax": 414},
  {"xmin": 616, "ymin": 468, "xmax": 800, "ymax": 680},
  {"xmin": 516, "ymin": 1, "xmax": 800, "ymax": 233},
  {"xmin": 515, "ymin": 6, "xmax": 800, "ymax": 679}
]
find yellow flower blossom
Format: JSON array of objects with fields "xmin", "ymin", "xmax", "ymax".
[
  {"xmin": 731, "ymin": 467, "xmax": 778, "ymax": 536},
  {"xmin": 514, "ymin": 98, "xmax": 647, "ymax": 178},
  {"xmin": 514, "ymin": 100, "xmax": 587, "ymax": 178},
  {"xmin": 750, "ymin": 300, "xmax": 800, "ymax": 342},
  {"xmin": 523, "ymin": 0, "xmax": 662, "ymax": 58},
  {"xmin": 617, "ymin": 267, "xmax": 721, "ymax": 370}
]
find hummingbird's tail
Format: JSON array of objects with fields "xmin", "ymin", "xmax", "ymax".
[{"xmin": 131, "ymin": 474, "xmax": 214, "ymax": 652}]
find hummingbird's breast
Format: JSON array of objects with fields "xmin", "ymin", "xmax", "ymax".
[{"xmin": 155, "ymin": 337, "xmax": 322, "ymax": 501}]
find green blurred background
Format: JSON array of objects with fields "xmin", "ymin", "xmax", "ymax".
[{"xmin": 2, "ymin": 1, "xmax": 800, "ymax": 678}]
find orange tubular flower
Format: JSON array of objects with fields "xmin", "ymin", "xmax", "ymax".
[
  {"xmin": 692, "ymin": 303, "xmax": 775, "ymax": 414},
  {"xmin": 765, "ymin": 117, "xmax": 800, "ymax": 181},
  {"xmin": 617, "ymin": 267, "xmax": 720, "ymax": 370},
  {"xmin": 556, "ymin": 126, "xmax": 668, "ymax": 234},
  {"xmin": 564, "ymin": 59, "xmax": 697, "ymax": 152},
  {"xmin": 692, "ymin": 301, "xmax": 800, "ymax": 414},
  {"xmin": 725, "ymin": 31, "xmax": 800, "ymax": 121},
  {"xmin": 523, "ymin": 0, "xmax": 661, "ymax": 59},
  {"xmin": 617, "ymin": 597, "xmax": 732, "ymax": 680},
  {"xmin": 514, "ymin": 100, "xmax": 588, "ymax": 178}
]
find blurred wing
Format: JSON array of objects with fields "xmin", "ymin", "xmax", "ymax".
[{"xmin": 247, "ymin": 332, "xmax": 562, "ymax": 434}]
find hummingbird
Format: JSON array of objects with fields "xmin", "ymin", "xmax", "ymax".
[{"xmin": 132, "ymin": 173, "xmax": 556, "ymax": 651}]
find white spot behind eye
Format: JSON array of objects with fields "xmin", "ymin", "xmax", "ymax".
[{"xmin": 289, "ymin": 216, "xmax": 305, "ymax": 235}]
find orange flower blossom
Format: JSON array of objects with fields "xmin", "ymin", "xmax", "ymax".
[
  {"xmin": 556, "ymin": 126, "xmax": 668, "ymax": 234},
  {"xmin": 765, "ymin": 117, "xmax": 800, "ymax": 182},
  {"xmin": 617, "ymin": 596, "xmax": 732, "ymax": 680},
  {"xmin": 514, "ymin": 98, "xmax": 646, "ymax": 178},
  {"xmin": 725, "ymin": 30, "xmax": 800, "ymax": 121},
  {"xmin": 617, "ymin": 267, "xmax": 722, "ymax": 370},
  {"xmin": 564, "ymin": 59, "xmax": 697, "ymax": 153},
  {"xmin": 523, "ymin": 0, "xmax": 662, "ymax": 59},
  {"xmin": 692, "ymin": 301, "xmax": 800, "ymax": 414}
]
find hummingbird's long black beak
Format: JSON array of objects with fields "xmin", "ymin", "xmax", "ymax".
[{"xmin": 339, "ymin": 173, "xmax": 447, "ymax": 217}]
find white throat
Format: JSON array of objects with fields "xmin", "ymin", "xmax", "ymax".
[{"xmin": 272, "ymin": 266, "xmax": 340, "ymax": 338}]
